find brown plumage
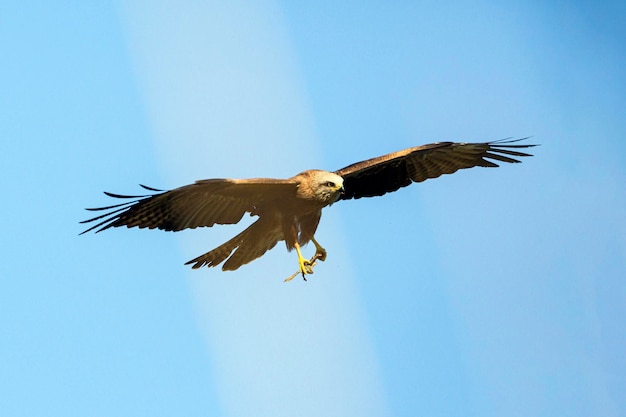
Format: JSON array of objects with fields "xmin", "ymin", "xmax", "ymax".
[{"xmin": 81, "ymin": 138, "xmax": 536, "ymax": 278}]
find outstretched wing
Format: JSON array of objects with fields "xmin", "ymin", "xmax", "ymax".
[
  {"xmin": 80, "ymin": 178, "xmax": 297, "ymax": 234},
  {"xmin": 335, "ymin": 138, "xmax": 537, "ymax": 200}
]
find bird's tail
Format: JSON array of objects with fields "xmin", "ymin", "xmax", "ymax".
[{"xmin": 185, "ymin": 217, "xmax": 282, "ymax": 271}]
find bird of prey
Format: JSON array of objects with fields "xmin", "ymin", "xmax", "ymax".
[{"xmin": 81, "ymin": 138, "xmax": 536, "ymax": 280}]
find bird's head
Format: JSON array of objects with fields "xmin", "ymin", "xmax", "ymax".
[
  {"xmin": 297, "ymin": 170, "xmax": 344, "ymax": 206},
  {"xmin": 317, "ymin": 173, "xmax": 344, "ymax": 205}
]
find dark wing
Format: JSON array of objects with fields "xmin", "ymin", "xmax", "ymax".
[
  {"xmin": 335, "ymin": 138, "xmax": 537, "ymax": 200},
  {"xmin": 80, "ymin": 178, "xmax": 297, "ymax": 234}
]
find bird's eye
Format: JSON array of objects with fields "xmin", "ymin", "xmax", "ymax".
[{"xmin": 325, "ymin": 181, "xmax": 335, "ymax": 188}]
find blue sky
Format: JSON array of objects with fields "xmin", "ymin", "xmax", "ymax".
[{"xmin": 2, "ymin": 1, "xmax": 625, "ymax": 416}]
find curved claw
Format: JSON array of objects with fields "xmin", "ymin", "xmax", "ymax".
[
  {"xmin": 283, "ymin": 240, "xmax": 328, "ymax": 282},
  {"xmin": 284, "ymin": 259, "xmax": 312, "ymax": 282},
  {"xmin": 299, "ymin": 258, "xmax": 314, "ymax": 279},
  {"xmin": 284, "ymin": 252, "xmax": 323, "ymax": 282}
]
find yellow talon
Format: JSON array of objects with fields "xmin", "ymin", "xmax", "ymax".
[
  {"xmin": 298, "ymin": 246, "xmax": 314, "ymax": 277},
  {"xmin": 283, "ymin": 242, "xmax": 311, "ymax": 282},
  {"xmin": 284, "ymin": 240, "xmax": 327, "ymax": 282},
  {"xmin": 300, "ymin": 259, "xmax": 313, "ymax": 276}
]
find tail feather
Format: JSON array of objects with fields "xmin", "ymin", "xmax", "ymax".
[
  {"xmin": 185, "ymin": 217, "xmax": 282, "ymax": 271},
  {"xmin": 185, "ymin": 235, "xmax": 240, "ymax": 269}
]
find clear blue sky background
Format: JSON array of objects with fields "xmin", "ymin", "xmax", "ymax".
[{"xmin": 2, "ymin": 1, "xmax": 625, "ymax": 416}]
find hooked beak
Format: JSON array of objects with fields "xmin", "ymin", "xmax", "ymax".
[{"xmin": 329, "ymin": 185, "xmax": 344, "ymax": 206}]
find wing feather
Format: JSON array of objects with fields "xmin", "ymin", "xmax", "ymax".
[
  {"xmin": 80, "ymin": 178, "xmax": 297, "ymax": 234},
  {"xmin": 335, "ymin": 138, "xmax": 537, "ymax": 200}
]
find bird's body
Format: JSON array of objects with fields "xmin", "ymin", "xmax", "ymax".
[
  {"xmin": 183, "ymin": 170, "xmax": 344, "ymax": 274},
  {"xmin": 81, "ymin": 139, "xmax": 536, "ymax": 279}
]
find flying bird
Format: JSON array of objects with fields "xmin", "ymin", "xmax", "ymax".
[{"xmin": 81, "ymin": 138, "xmax": 536, "ymax": 280}]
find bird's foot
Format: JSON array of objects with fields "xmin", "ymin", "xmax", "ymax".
[
  {"xmin": 311, "ymin": 238, "xmax": 327, "ymax": 262},
  {"xmin": 300, "ymin": 258, "xmax": 314, "ymax": 279},
  {"xmin": 284, "ymin": 253, "xmax": 323, "ymax": 282},
  {"xmin": 314, "ymin": 247, "xmax": 327, "ymax": 262}
]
